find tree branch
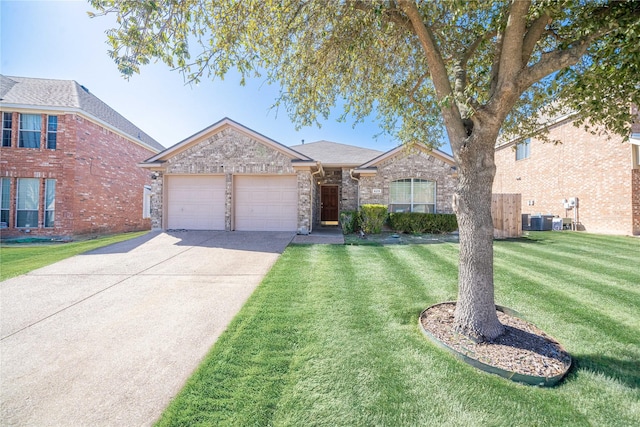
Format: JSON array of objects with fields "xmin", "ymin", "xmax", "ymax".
[
  {"xmin": 517, "ymin": 35, "xmax": 596, "ymax": 92},
  {"xmin": 521, "ymin": 11, "xmax": 552, "ymax": 66},
  {"xmin": 408, "ymin": 71, "xmax": 433, "ymax": 117},
  {"xmin": 460, "ymin": 30, "xmax": 494, "ymax": 67},
  {"xmin": 454, "ymin": 30, "xmax": 495, "ymax": 116},
  {"xmin": 397, "ymin": 0, "xmax": 466, "ymax": 142},
  {"xmin": 519, "ymin": 1, "xmax": 640, "ymax": 92},
  {"xmin": 350, "ymin": 0, "xmax": 412, "ymax": 32},
  {"xmin": 496, "ymin": 0, "xmax": 530, "ymax": 90},
  {"xmin": 489, "ymin": 30, "xmax": 503, "ymax": 99}
]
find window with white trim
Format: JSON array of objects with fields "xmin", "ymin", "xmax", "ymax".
[
  {"xmin": 389, "ymin": 178, "xmax": 436, "ymax": 213},
  {"xmin": 45, "ymin": 179, "xmax": 56, "ymax": 227},
  {"xmin": 19, "ymin": 114, "xmax": 41, "ymax": 148},
  {"xmin": 632, "ymin": 133, "xmax": 640, "ymax": 167},
  {"xmin": 1, "ymin": 178, "xmax": 10, "ymax": 227},
  {"xmin": 2, "ymin": 112, "xmax": 12, "ymax": 147},
  {"xmin": 515, "ymin": 138, "xmax": 530, "ymax": 160},
  {"xmin": 47, "ymin": 116, "xmax": 58, "ymax": 149},
  {"xmin": 16, "ymin": 178, "xmax": 39, "ymax": 228}
]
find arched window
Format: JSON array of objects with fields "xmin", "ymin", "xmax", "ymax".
[{"xmin": 389, "ymin": 178, "xmax": 435, "ymax": 213}]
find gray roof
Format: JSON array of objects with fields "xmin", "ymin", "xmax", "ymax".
[
  {"xmin": 0, "ymin": 75, "xmax": 163, "ymax": 152},
  {"xmin": 290, "ymin": 140, "xmax": 384, "ymax": 166}
]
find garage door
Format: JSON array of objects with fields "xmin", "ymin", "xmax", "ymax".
[
  {"xmin": 166, "ymin": 175, "xmax": 225, "ymax": 230},
  {"xmin": 234, "ymin": 175, "xmax": 298, "ymax": 231}
]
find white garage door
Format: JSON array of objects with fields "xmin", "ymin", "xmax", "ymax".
[
  {"xmin": 166, "ymin": 175, "xmax": 225, "ymax": 230},
  {"xmin": 234, "ymin": 175, "xmax": 298, "ymax": 231}
]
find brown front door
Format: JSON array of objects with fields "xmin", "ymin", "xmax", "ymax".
[{"xmin": 321, "ymin": 186, "xmax": 339, "ymax": 222}]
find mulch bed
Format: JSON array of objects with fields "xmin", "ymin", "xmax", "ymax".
[{"xmin": 420, "ymin": 302, "xmax": 572, "ymax": 379}]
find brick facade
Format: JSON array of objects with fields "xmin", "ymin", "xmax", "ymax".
[
  {"xmin": 0, "ymin": 111, "xmax": 156, "ymax": 239},
  {"xmin": 149, "ymin": 126, "xmax": 313, "ymax": 232},
  {"xmin": 358, "ymin": 146, "xmax": 457, "ymax": 214},
  {"xmin": 142, "ymin": 120, "xmax": 459, "ymax": 233},
  {"xmin": 494, "ymin": 117, "xmax": 640, "ymax": 235}
]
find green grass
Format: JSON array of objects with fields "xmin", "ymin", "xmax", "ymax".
[
  {"xmin": 157, "ymin": 232, "xmax": 640, "ymax": 427},
  {"xmin": 0, "ymin": 231, "xmax": 148, "ymax": 281}
]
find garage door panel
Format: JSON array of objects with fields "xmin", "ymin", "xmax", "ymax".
[
  {"xmin": 235, "ymin": 176, "xmax": 297, "ymax": 231},
  {"xmin": 167, "ymin": 176, "xmax": 225, "ymax": 230}
]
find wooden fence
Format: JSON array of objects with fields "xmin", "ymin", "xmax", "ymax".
[{"xmin": 492, "ymin": 193, "xmax": 522, "ymax": 239}]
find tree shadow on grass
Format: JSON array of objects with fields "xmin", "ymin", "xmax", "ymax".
[
  {"xmin": 345, "ymin": 231, "xmax": 460, "ymax": 246},
  {"xmin": 493, "ymin": 234, "xmax": 556, "ymax": 245},
  {"xmin": 568, "ymin": 354, "xmax": 640, "ymax": 389}
]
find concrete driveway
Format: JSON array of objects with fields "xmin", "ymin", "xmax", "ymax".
[{"xmin": 0, "ymin": 230, "xmax": 294, "ymax": 426}]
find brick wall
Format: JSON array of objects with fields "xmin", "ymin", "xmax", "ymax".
[
  {"xmin": 341, "ymin": 168, "xmax": 359, "ymax": 212},
  {"xmin": 71, "ymin": 115, "xmax": 154, "ymax": 235},
  {"xmin": 1, "ymin": 111, "xmax": 155, "ymax": 239},
  {"xmin": 633, "ymin": 169, "xmax": 640, "ymax": 235},
  {"xmin": 494, "ymin": 117, "xmax": 637, "ymax": 235},
  {"xmin": 358, "ymin": 147, "xmax": 457, "ymax": 214}
]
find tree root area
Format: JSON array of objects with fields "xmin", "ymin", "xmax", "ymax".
[{"xmin": 420, "ymin": 302, "xmax": 572, "ymax": 379}]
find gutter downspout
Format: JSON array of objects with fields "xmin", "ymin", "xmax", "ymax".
[
  {"xmin": 349, "ymin": 169, "xmax": 360, "ymax": 209},
  {"xmin": 309, "ymin": 162, "xmax": 324, "ymax": 234}
]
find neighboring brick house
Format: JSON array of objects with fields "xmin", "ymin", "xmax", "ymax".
[
  {"xmin": 493, "ymin": 108, "xmax": 640, "ymax": 235},
  {"xmin": 0, "ymin": 75, "xmax": 164, "ymax": 239},
  {"xmin": 139, "ymin": 117, "xmax": 457, "ymax": 233}
]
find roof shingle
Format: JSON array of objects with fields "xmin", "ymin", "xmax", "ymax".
[
  {"xmin": 0, "ymin": 75, "xmax": 163, "ymax": 152},
  {"xmin": 290, "ymin": 140, "xmax": 385, "ymax": 166}
]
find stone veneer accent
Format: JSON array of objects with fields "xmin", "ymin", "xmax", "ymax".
[
  {"xmin": 151, "ymin": 127, "xmax": 312, "ymax": 231},
  {"xmin": 358, "ymin": 147, "xmax": 457, "ymax": 214},
  {"xmin": 297, "ymin": 170, "xmax": 313, "ymax": 233},
  {"xmin": 340, "ymin": 168, "xmax": 360, "ymax": 212}
]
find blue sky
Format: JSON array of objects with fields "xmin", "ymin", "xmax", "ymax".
[{"xmin": 0, "ymin": 0, "xmax": 416, "ymax": 152}]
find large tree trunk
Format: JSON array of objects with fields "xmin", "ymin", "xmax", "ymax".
[{"xmin": 452, "ymin": 128, "xmax": 504, "ymax": 341}]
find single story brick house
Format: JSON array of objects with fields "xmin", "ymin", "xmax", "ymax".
[
  {"xmin": 0, "ymin": 75, "xmax": 164, "ymax": 239},
  {"xmin": 139, "ymin": 117, "xmax": 457, "ymax": 233},
  {"xmin": 493, "ymin": 107, "xmax": 640, "ymax": 235}
]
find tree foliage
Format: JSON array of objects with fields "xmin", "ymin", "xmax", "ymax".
[{"xmin": 90, "ymin": 0, "xmax": 639, "ymax": 145}]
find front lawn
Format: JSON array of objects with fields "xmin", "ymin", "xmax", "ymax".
[
  {"xmin": 0, "ymin": 231, "xmax": 148, "ymax": 281},
  {"xmin": 157, "ymin": 232, "xmax": 639, "ymax": 426}
]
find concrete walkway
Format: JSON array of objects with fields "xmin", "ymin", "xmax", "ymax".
[
  {"xmin": 291, "ymin": 226, "xmax": 345, "ymax": 244},
  {"xmin": 0, "ymin": 231, "xmax": 294, "ymax": 426}
]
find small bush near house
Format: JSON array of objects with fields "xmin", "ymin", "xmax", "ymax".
[
  {"xmin": 388, "ymin": 212, "xmax": 458, "ymax": 234},
  {"xmin": 360, "ymin": 204, "xmax": 388, "ymax": 234},
  {"xmin": 339, "ymin": 210, "xmax": 360, "ymax": 234}
]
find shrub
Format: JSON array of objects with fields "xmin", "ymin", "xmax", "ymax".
[
  {"xmin": 388, "ymin": 212, "xmax": 458, "ymax": 234},
  {"xmin": 339, "ymin": 210, "xmax": 360, "ymax": 234},
  {"xmin": 360, "ymin": 204, "xmax": 388, "ymax": 234}
]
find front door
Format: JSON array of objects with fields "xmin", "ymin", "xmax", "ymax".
[{"xmin": 321, "ymin": 186, "xmax": 339, "ymax": 223}]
